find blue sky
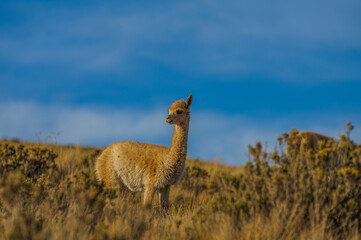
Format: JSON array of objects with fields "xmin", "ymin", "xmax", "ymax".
[{"xmin": 1, "ymin": 0, "xmax": 361, "ymax": 164}]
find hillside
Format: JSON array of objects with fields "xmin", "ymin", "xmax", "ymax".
[{"xmin": 0, "ymin": 123, "xmax": 360, "ymax": 239}]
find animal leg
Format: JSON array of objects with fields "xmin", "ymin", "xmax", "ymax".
[
  {"xmin": 143, "ymin": 186, "xmax": 156, "ymax": 208},
  {"xmin": 159, "ymin": 187, "xmax": 170, "ymax": 211}
]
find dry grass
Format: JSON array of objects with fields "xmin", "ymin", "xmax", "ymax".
[{"xmin": 0, "ymin": 123, "xmax": 360, "ymax": 239}]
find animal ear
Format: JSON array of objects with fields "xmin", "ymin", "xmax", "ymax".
[{"xmin": 185, "ymin": 94, "xmax": 193, "ymax": 108}]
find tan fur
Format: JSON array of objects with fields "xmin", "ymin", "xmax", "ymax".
[
  {"xmin": 298, "ymin": 131, "xmax": 332, "ymax": 150},
  {"xmin": 95, "ymin": 94, "xmax": 193, "ymax": 210}
]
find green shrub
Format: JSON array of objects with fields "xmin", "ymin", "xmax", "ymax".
[
  {"xmin": 0, "ymin": 144, "xmax": 57, "ymax": 179},
  {"xmin": 0, "ymin": 123, "xmax": 360, "ymax": 239},
  {"xmin": 209, "ymin": 123, "xmax": 361, "ymax": 238}
]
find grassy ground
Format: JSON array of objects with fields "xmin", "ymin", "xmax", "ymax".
[{"xmin": 0, "ymin": 123, "xmax": 360, "ymax": 239}]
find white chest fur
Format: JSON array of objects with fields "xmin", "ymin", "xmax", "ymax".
[{"xmin": 156, "ymin": 158, "xmax": 186, "ymax": 189}]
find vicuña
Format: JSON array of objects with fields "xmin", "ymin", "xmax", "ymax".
[
  {"xmin": 297, "ymin": 131, "xmax": 332, "ymax": 150},
  {"xmin": 286, "ymin": 130, "xmax": 332, "ymax": 155},
  {"xmin": 96, "ymin": 94, "xmax": 193, "ymax": 210}
]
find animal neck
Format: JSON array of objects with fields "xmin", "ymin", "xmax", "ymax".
[{"xmin": 168, "ymin": 118, "xmax": 189, "ymax": 163}]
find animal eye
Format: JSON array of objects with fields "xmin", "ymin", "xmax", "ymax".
[{"xmin": 176, "ymin": 110, "xmax": 183, "ymax": 114}]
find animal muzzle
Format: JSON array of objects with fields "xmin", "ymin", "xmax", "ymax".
[{"xmin": 166, "ymin": 115, "xmax": 173, "ymax": 123}]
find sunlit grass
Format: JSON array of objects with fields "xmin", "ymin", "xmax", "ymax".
[{"xmin": 0, "ymin": 123, "xmax": 360, "ymax": 239}]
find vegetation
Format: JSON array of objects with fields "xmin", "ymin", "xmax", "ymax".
[{"xmin": 0, "ymin": 123, "xmax": 360, "ymax": 239}]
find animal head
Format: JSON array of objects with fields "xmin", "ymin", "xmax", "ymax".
[{"xmin": 166, "ymin": 94, "xmax": 193, "ymax": 125}]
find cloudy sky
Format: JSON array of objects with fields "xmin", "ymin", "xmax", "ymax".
[{"xmin": 1, "ymin": 0, "xmax": 361, "ymax": 164}]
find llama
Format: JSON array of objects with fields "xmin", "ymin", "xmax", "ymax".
[{"xmin": 95, "ymin": 94, "xmax": 193, "ymax": 210}]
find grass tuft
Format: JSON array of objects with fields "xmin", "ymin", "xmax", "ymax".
[{"xmin": 0, "ymin": 123, "xmax": 360, "ymax": 239}]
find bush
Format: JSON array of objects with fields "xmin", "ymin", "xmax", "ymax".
[
  {"xmin": 0, "ymin": 144, "xmax": 57, "ymax": 179},
  {"xmin": 209, "ymin": 123, "xmax": 361, "ymax": 238},
  {"xmin": 0, "ymin": 123, "xmax": 360, "ymax": 239}
]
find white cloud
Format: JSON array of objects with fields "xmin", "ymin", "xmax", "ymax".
[
  {"xmin": 1, "ymin": 101, "xmax": 360, "ymax": 165},
  {"xmin": 0, "ymin": 0, "xmax": 360, "ymax": 81},
  {"xmin": 0, "ymin": 101, "xmax": 169, "ymax": 145}
]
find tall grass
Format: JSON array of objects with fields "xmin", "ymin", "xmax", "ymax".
[{"xmin": 0, "ymin": 123, "xmax": 360, "ymax": 239}]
